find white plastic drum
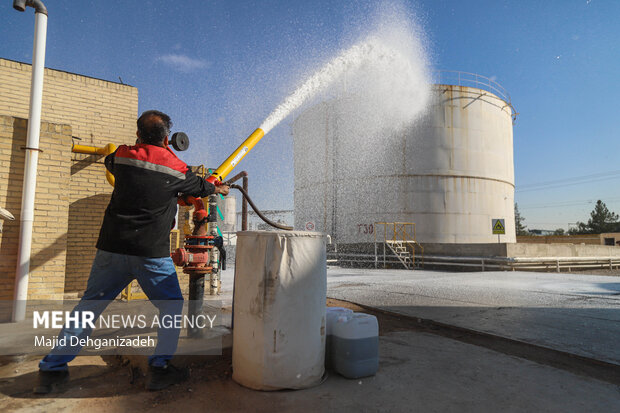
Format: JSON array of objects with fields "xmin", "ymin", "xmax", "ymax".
[
  {"xmin": 232, "ymin": 230, "xmax": 327, "ymax": 390},
  {"xmin": 332, "ymin": 313, "xmax": 379, "ymax": 379},
  {"xmin": 325, "ymin": 307, "xmax": 354, "ymax": 367}
]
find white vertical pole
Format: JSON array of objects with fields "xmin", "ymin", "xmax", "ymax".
[{"xmin": 13, "ymin": 11, "xmax": 48, "ymax": 322}]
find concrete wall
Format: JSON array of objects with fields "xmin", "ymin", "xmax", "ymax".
[
  {"xmin": 506, "ymin": 243, "xmax": 620, "ymax": 258},
  {"xmin": 294, "ymin": 84, "xmax": 515, "ymax": 245},
  {"xmin": 517, "ymin": 233, "xmax": 620, "ymax": 247},
  {"xmin": 421, "ymin": 242, "xmax": 620, "ymax": 259},
  {"xmin": 517, "ymin": 234, "xmax": 600, "ymax": 245},
  {"xmin": 0, "ymin": 58, "xmax": 138, "ymax": 297}
]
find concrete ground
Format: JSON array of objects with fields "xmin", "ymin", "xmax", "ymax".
[
  {"xmin": 1, "ymin": 330, "xmax": 619, "ymax": 412},
  {"xmin": 326, "ymin": 267, "xmax": 620, "ymax": 364},
  {"xmin": 0, "ymin": 266, "xmax": 619, "ymax": 412}
]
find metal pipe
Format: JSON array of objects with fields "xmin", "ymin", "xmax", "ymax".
[
  {"xmin": 72, "ymin": 142, "xmax": 117, "ymax": 186},
  {"xmin": 13, "ymin": 0, "xmax": 47, "ymax": 322},
  {"xmin": 230, "ymin": 184, "xmax": 292, "ymax": 230},
  {"xmin": 187, "ymin": 274, "xmax": 205, "ymax": 338},
  {"xmin": 220, "ymin": 171, "xmax": 248, "ymax": 231},
  {"xmin": 72, "ymin": 144, "xmax": 107, "ymax": 155},
  {"xmin": 221, "ymin": 171, "xmax": 249, "ymax": 231},
  {"xmin": 224, "ymin": 170, "xmax": 248, "ymax": 185},
  {"xmin": 13, "ymin": 0, "xmax": 47, "ymax": 14},
  {"xmin": 242, "ymin": 176, "xmax": 248, "ymax": 231}
]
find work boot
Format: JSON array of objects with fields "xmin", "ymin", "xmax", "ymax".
[
  {"xmin": 33, "ymin": 370, "xmax": 69, "ymax": 394},
  {"xmin": 146, "ymin": 363, "xmax": 189, "ymax": 391}
]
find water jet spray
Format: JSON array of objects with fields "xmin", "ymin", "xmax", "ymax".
[{"xmin": 205, "ymin": 35, "xmax": 428, "ymax": 189}]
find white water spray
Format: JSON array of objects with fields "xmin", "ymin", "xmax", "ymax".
[
  {"xmin": 259, "ymin": 25, "xmax": 430, "ymax": 135},
  {"xmin": 215, "ymin": 2, "xmax": 431, "ymax": 217}
]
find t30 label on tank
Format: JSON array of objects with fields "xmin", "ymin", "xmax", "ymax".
[
  {"xmin": 357, "ymin": 224, "xmax": 374, "ymax": 234},
  {"xmin": 230, "ymin": 147, "xmax": 249, "ymax": 167}
]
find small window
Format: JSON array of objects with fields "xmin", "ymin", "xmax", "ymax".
[{"xmin": 604, "ymin": 237, "xmax": 615, "ymax": 246}]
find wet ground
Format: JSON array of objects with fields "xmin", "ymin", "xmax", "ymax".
[
  {"xmin": 2, "ymin": 303, "xmax": 619, "ymax": 413},
  {"xmin": 326, "ymin": 267, "xmax": 620, "ymax": 364},
  {"xmin": 569, "ymin": 268, "xmax": 620, "ymax": 277},
  {"xmin": 1, "ymin": 267, "xmax": 619, "ymax": 412}
]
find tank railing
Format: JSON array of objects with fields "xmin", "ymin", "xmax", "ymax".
[
  {"xmin": 433, "ymin": 70, "xmax": 510, "ymax": 103},
  {"xmin": 423, "ymin": 255, "xmax": 620, "ymax": 272},
  {"xmin": 374, "ymin": 222, "xmax": 424, "ymax": 269},
  {"xmin": 329, "ymin": 252, "xmax": 620, "ymax": 272},
  {"xmin": 433, "ymin": 70, "xmax": 517, "ymax": 123}
]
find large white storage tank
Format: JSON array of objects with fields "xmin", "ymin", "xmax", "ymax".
[{"xmin": 293, "ymin": 74, "xmax": 516, "ymax": 244}]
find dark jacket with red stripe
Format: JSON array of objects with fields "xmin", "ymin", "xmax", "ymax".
[{"xmin": 97, "ymin": 143, "xmax": 215, "ymax": 257}]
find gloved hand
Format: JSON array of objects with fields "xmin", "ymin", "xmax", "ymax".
[{"xmin": 215, "ymin": 185, "xmax": 230, "ymax": 196}]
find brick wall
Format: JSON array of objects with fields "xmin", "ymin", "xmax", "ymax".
[
  {"xmin": 0, "ymin": 58, "xmax": 138, "ymax": 296},
  {"xmin": 0, "ymin": 59, "xmax": 137, "ymax": 141},
  {"xmin": 0, "ymin": 116, "xmax": 72, "ymax": 301}
]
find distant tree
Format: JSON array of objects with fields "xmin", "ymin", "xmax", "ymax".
[
  {"xmin": 586, "ymin": 200, "xmax": 619, "ymax": 234},
  {"xmin": 569, "ymin": 200, "xmax": 618, "ymax": 234},
  {"xmin": 568, "ymin": 222, "xmax": 588, "ymax": 235},
  {"xmin": 553, "ymin": 228, "xmax": 565, "ymax": 236},
  {"xmin": 514, "ymin": 203, "xmax": 528, "ymax": 235}
]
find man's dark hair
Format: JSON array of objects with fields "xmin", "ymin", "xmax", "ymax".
[{"xmin": 137, "ymin": 110, "xmax": 172, "ymax": 144}]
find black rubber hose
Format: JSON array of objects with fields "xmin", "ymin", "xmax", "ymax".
[{"xmin": 229, "ymin": 184, "xmax": 293, "ymax": 231}]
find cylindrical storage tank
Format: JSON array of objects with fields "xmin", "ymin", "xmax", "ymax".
[
  {"xmin": 293, "ymin": 81, "xmax": 515, "ymax": 244},
  {"xmin": 223, "ymin": 196, "xmax": 236, "ymax": 232},
  {"xmin": 232, "ymin": 231, "xmax": 327, "ymax": 390},
  {"xmin": 214, "ymin": 195, "xmax": 237, "ymax": 232}
]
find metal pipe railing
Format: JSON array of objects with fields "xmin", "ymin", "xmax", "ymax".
[{"xmin": 330, "ymin": 251, "xmax": 620, "ymax": 272}]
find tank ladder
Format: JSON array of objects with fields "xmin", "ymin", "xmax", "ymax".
[
  {"xmin": 374, "ymin": 222, "xmax": 424, "ymax": 270},
  {"xmin": 386, "ymin": 240, "xmax": 414, "ymax": 269}
]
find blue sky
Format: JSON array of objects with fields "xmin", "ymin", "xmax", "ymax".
[{"xmin": 2, "ymin": 0, "xmax": 619, "ymax": 230}]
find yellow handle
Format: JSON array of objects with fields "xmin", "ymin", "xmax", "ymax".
[{"xmin": 210, "ymin": 128, "xmax": 265, "ymax": 182}]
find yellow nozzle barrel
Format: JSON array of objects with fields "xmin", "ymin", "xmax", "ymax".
[{"xmin": 209, "ymin": 128, "xmax": 265, "ymax": 183}]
